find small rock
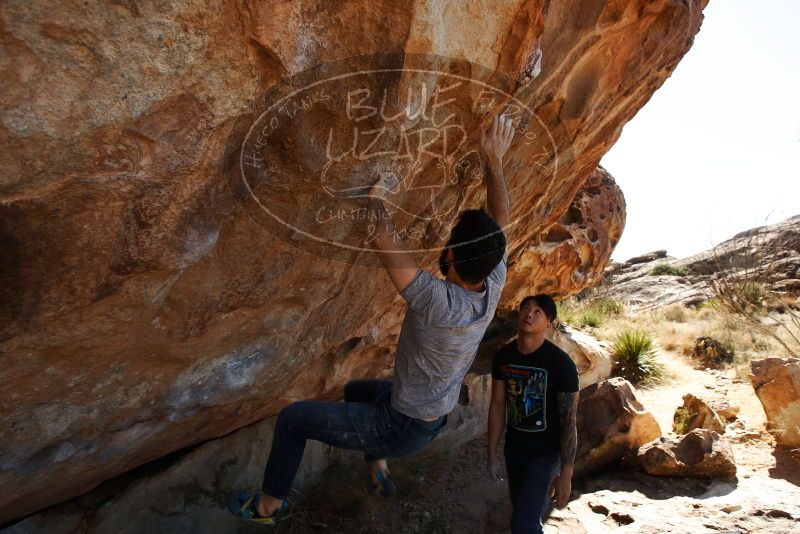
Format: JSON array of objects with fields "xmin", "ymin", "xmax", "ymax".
[
  {"xmin": 625, "ymin": 250, "xmax": 668, "ymax": 265},
  {"xmin": 720, "ymin": 505, "xmax": 741, "ymax": 513},
  {"xmin": 765, "ymin": 509, "xmax": 794, "ymax": 519},
  {"xmin": 631, "ymin": 429, "xmax": 737, "ymax": 478},
  {"xmin": 673, "ymin": 394, "xmax": 726, "ymax": 434},
  {"xmin": 708, "ymin": 399, "xmax": 740, "ymax": 422}
]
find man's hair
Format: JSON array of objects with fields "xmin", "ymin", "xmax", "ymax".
[
  {"xmin": 519, "ymin": 294, "xmax": 557, "ymax": 322},
  {"xmin": 445, "ymin": 209, "xmax": 506, "ymax": 284}
]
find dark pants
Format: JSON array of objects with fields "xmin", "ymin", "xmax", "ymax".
[
  {"xmin": 262, "ymin": 379, "xmax": 446, "ymax": 499},
  {"xmin": 504, "ymin": 446, "xmax": 561, "ymax": 534}
]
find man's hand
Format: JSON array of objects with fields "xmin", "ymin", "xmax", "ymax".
[
  {"xmin": 487, "ymin": 456, "xmax": 504, "ymax": 481},
  {"xmin": 479, "ymin": 114, "xmax": 513, "ymax": 229},
  {"xmin": 549, "ymin": 468, "xmax": 573, "ymax": 508},
  {"xmin": 480, "ymin": 114, "xmax": 515, "ymax": 167}
]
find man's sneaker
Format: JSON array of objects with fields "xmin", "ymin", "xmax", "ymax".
[
  {"xmin": 370, "ymin": 470, "xmax": 398, "ymax": 497},
  {"xmin": 224, "ymin": 490, "xmax": 291, "ymax": 525}
]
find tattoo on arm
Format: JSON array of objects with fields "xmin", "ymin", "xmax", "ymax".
[{"xmin": 557, "ymin": 391, "xmax": 579, "ymax": 467}]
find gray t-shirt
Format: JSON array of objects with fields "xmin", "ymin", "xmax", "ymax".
[{"xmin": 391, "ymin": 254, "xmax": 507, "ymax": 419}]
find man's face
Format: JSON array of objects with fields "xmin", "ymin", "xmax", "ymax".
[{"xmin": 518, "ymin": 300, "xmax": 552, "ymax": 334}]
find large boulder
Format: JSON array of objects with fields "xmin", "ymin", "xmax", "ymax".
[
  {"xmin": 575, "ymin": 378, "xmax": 661, "ymax": 477},
  {"xmin": 750, "ymin": 358, "xmax": 800, "ymax": 448},
  {"xmin": 0, "ymin": 0, "xmax": 708, "ymax": 522},
  {"xmin": 0, "ymin": 371, "xmax": 499, "ymax": 533},
  {"xmin": 500, "ymin": 166, "xmax": 625, "ymax": 302},
  {"xmin": 0, "ymin": 416, "xmax": 334, "ymax": 534},
  {"xmin": 548, "ymin": 324, "xmax": 613, "ymax": 390},
  {"xmin": 631, "ymin": 429, "xmax": 737, "ymax": 478},
  {"xmin": 672, "ymin": 393, "xmax": 725, "ymax": 434}
]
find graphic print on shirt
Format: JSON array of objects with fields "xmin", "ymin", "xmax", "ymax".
[{"xmin": 501, "ymin": 364, "xmax": 548, "ymax": 432}]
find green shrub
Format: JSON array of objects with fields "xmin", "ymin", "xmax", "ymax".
[
  {"xmin": 673, "ymin": 407, "xmax": 693, "ymax": 434},
  {"xmin": 650, "ymin": 263, "xmax": 690, "ymax": 276},
  {"xmin": 556, "ymin": 298, "xmax": 624, "ymax": 328},
  {"xmin": 611, "ymin": 329, "xmax": 664, "ymax": 384},
  {"xmin": 556, "ymin": 300, "xmax": 580, "ymax": 326},
  {"xmin": 738, "ymin": 281, "xmax": 767, "ymax": 311},
  {"xmin": 578, "ymin": 310, "xmax": 603, "ymax": 328}
]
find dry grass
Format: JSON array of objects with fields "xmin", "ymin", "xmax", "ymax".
[
  {"xmin": 594, "ymin": 304, "xmax": 800, "ymax": 377},
  {"xmin": 559, "ymin": 280, "xmax": 799, "ymax": 379},
  {"xmin": 557, "ymin": 297, "xmax": 625, "ymax": 329}
]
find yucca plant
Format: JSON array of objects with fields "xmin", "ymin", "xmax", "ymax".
[{"xmin": 611, "ymin": 329, "xmax": 664, "ymax": 384}]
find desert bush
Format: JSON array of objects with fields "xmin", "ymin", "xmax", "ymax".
[
  {"xmin": 650, "ymin": 264, "xmax": 690, "ymax": 276},
  {"xmin": 611, "ymin": 329, "xmax": 664, "ymax": 384},
  {"xmin": 556, "ymin": 300, "xmax": 579, "ymax": 326},
  {"xmin": 557, "ymin": 298, "xmax": 624, "ymax": 329},
  {"xmin": 662, "ymin": 304, "xmax": 688, "ymax": 323},
  {"xmin": 596, "ymin": 298, "xmax": 625, "ymax": 316},
  {"xmin": 578, "ymin": 310, "xmax": 603, "ymax": 328}
]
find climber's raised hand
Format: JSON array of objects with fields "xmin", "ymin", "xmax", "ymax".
[{"xmin": 480, "ymin": 114, "xmax": 515, "ymax": 167}]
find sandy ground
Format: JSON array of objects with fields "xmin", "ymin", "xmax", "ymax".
[{"xmin": 265, "ymin": 351, "xmax": 800, "ymax": 534}]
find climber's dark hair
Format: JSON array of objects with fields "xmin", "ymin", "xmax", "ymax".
[
  {"xmin": 440, "ymin": 209, "xmax": 506, "ymax": 284},
  {"xmin": 519, "ymin": 294, "xmax": 557, "ymax": 322}
]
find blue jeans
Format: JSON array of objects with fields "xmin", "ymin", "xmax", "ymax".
[
  {"xmin": 262, "ymin": 379, "xmax": 446, "ymax": 499},
  {"xmin": 504, "ymin": 446, "xmax": 561, "ymax": 534}
]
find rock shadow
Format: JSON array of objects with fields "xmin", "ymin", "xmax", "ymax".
[
  {"xmin": 769, "ymin": 448, "xmax": 800, "ymax": 486},
  {"xmin": 571, "ymin": 464, "xmax": 738, "ymax": 501}
]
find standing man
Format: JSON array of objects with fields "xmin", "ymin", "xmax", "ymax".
[
  {"xmin": 488, "ymin": 295, "xmax": 580, "ymax": 534},
  {"xmin": 226, "ymin": 114, "xmax": 516, "ymax": 525}
]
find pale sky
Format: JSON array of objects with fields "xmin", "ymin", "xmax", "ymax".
[{"xmin": 601, "ymin": 0, "xmax": 800, "ymax": 261}]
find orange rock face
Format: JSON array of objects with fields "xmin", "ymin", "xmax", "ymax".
[
  {"xmin": 0, "ymin": 0, "xmax": 707, "ymax": 522},
  {"xmin": 750, "ymin": 358, "xmax": 800, "ymax": 448},
  {"xmin": 501, "ymin": 166, "xmax": 625, "ymax": 306}
]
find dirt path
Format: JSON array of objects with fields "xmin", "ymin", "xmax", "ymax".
[
  {"xmin": 269, "ymin": 351, "xmax": 800, "ymax": 534},
  {"xmin": 549, "ymin": 351, "xmax": 800, "ymax": 534},
  {"xmin": 636, "ymin": 349, "xmax": 766, "ymax": 432}
]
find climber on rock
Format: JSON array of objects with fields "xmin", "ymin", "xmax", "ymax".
[{"xmin": 226, "ymin": 114, "xmax": 515, "ymax": 526}]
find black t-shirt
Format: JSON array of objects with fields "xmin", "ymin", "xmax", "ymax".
[{"xmin": 491, "ymin": 339, "xmax": 579, "ymax": 457}]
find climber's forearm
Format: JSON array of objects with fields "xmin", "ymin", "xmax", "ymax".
[
  {"xmin": 369, "ymin": 198, "xmax": 418, "ymax": 293},
  {"xmin": 485, "ymin": 158, "xmax": 510, "ymax": 229}
]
